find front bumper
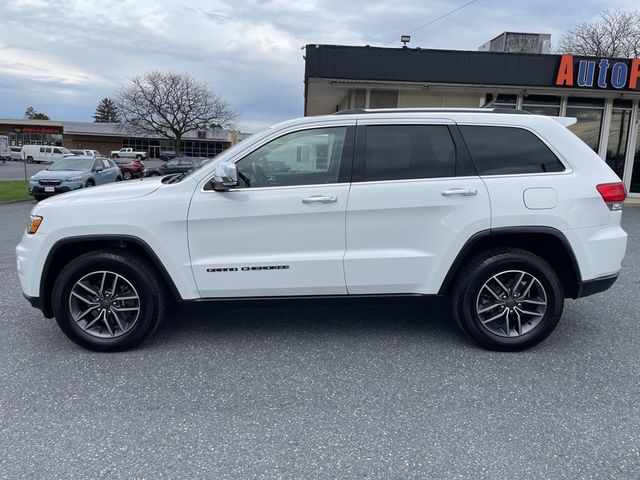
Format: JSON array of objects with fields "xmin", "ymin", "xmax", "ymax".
[{"xmin": 29, "ymin": 183, "xmax": 82, "ymax": 197}]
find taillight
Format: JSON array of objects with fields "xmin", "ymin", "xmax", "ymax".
[{"xmin": 596, "ymin": 182, "xmax": 626, "ymax": 211}]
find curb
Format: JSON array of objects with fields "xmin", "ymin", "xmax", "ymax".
[{"xmin": 0, "ymin": 198, "xmax": 35, "ymax": 205}]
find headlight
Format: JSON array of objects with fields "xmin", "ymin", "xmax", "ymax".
[
  {"xmin": 66, "ymin": 176, "xmax": 83, "ymax": 182},
  {"xmin": 29, "ymin": 176, "xmax": 36, "ymax": 181},
  {"xmin": 27, "ymin": 215, "xmax": 43, "ymax": 234}
]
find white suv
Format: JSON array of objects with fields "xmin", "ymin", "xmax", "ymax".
[{"xmin": 16, "ymin": 108, "xmax": 628, "ymax": 351}]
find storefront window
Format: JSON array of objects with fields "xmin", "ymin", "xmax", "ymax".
[
  {"xmin": 492, "ymin": 94, "xmax": 517, "ymax": 109},
  {"xmin": 606, "ymin": 100, "xmax": 632, "ymax": 179},
  {"xmin": 566, "ymin": 98, "xmax": 604, "ymax": 152},
  {"xmin": 522, "ymin": 95, "xmax": 560, "ymax": 116}
]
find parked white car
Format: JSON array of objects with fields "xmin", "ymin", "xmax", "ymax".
[
  {"xmin": 110, "ymin": 148, "xmax": 148, "ymax": 160},
  {"xmin": 21, "ymin": 144, "xmax": 72, "ymax": 164},
  {"xmin": 70, "ymin": 149, "xmax": 100, "ymax": 157},
  {"xmin": 16, "ymin": 108, "xmax": 628, "ymax": 352}
]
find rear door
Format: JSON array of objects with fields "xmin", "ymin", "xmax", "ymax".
[{"xmin": 344, "ymin": 119, "xmax": 491, "ymax": 294}]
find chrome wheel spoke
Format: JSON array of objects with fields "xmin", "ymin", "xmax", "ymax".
[
  {"xmin": 71, "ymin": 291, "xmax": 97, "ymax": 305},
  {"xmin": 99, "ymin": 272, "xmax": 107, "ymax": 295},
  {"xmin": 514, "ymin": 307, "xmax": 544, "ymax": 317},
  {"xmin": 521, "ymin": 299, "xmax": 546, "ymax": 305},
  {"xmin": 76, "ymin": 305, "xmax": 98, "ymax": 322},
  {"xmin": 110, "ymin": 274, "xmax": 119, "ymax": 296},
  {"xmin": 483, "ymin": 285, "xmax": 503, "ymax": 302},
  {"xmin": 512, "ymin": 272, "xmax": 525, "ymax": 293},
  {"xmin": 111, "ymin": 309, "xmax": 126, "ymax": 333},
  {"xmin": 84, "ymin": 310, "xmax": 104, "ymax": 330},
  {"xmin": 494, "ymin": 277, "xmax": 511, "ymax": 296},
  {"xmin": 514, "ymin": 309, "xmax": 522, "ymax": 336},
  {"xmin": 112, "ymin": 306, "xmax": 139, "ymax": 312},
  {"xmin": 76, "ymin": 281, "xmax": 98, "ymax": 297},
  {"xmin": 478, "ymin": 302, "xmax": 503, "ymax": 314},
  {"xmin": 503, "ymin": 310, "xmax": 510, "ymax": 336},
  {"xmin": 102, "ymin": 311, "xmax": 114, "ymax": 336},
  {"xmin": 482, "ymin": 309, "xmax": 508, "ymax": 325}
]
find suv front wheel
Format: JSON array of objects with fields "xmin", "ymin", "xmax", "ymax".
[
  {"xmin": 52, "ymin": 249, "xmax": 166, "ymax": 351},
  {"xmin": 451, "ymin": 248, "xmax": 564, "ymax": 351}
]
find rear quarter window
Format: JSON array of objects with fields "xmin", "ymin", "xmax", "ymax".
[{"xmin": 459, "ymin": 126, "xmax": 565, "ymax": 175}]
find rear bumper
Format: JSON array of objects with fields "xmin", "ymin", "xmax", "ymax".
[
  {"xmin": 575, "ymin": 273, "xmax": 619, "ymax": 298},
  {"xmin": 23, "ymin": 293, "xmax": 41, "ymax": 310}
]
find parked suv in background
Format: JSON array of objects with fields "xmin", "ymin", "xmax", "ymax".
[
  {"xmin": 28, "ymin": 155, "xmax": 122, "ymax": 200},
  {"xmin": 16, "ymin": 108, "xmax": 627, "ymax": 352},
  {"xmin": 114, "ymin": 158, "xmax": 145, "ymax": 180}
]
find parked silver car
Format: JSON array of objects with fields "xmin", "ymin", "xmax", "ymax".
[{"xmin": 29, "ymin": 155, "xmax": 122, "ymax": 201}]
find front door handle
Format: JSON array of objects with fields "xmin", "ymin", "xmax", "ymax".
[
  {"xmin": 302, "ymin": 195, "xmax": 338, "ymax": 204},
  {"xmin": 441, "ymin": 188, "xmax": 478, "ymax": 197}
]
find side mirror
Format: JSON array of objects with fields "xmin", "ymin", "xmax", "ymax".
[
  {"xmin": 210, "ymin": 162, "xmax": 239, "ymax": 191},
  {"xmin": 95, "ymin": 167, "xmax": 103, "ymax": 173}
]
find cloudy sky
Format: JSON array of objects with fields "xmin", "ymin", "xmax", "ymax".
[{"xmin": 0, "ymin": 0, "xmax": 637, "ymax": 132}]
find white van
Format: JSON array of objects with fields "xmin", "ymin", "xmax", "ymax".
[
  {"xmin": 21, "ymin": 145, "xmax": 72, "ymax": 164},
  {"xmin": 0, "ymin": 135, "xmax": 10, "ymax": 162}
]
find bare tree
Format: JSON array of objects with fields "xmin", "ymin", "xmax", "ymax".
[
  {"xmin": 558, "ymin": 9, "xmax": 640, "ymax": 58},
  {"xmin": 116, "ymin": 72, "xmax": 236, "ymax": 155}
]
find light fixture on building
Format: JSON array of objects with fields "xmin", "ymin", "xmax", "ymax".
[{"xmin": 401, "ymin": 35, "xmax": 411, "ymax": 47}]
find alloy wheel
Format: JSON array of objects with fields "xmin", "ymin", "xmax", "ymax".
[
  {"xmin": 475, "ymin": 270, "xmax": 547, "ymax": 337},
  {"xmin": 68, "ymin": 271, "xmax": 141, "ymax": 338}
]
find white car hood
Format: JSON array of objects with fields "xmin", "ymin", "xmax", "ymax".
[{"xmin": 38, "ymin": 177, "xmax": 164, "ymax": 207}]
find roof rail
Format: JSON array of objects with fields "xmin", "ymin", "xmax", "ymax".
[{"xmin": 334, "ymin": 107, "xmax": 532, "ymax": 115}]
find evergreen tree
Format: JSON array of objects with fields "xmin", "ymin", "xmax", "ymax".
[
  {"xmin": 24, "ymin": 106, "xmax": 50, "ymax": 120},
  {"xmin": 93, "ymin": 98, "xmax": 120, "ymax": 123}
]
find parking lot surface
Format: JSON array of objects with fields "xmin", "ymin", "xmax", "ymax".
[{"xmin": 1, "ymin": 200, "xmax": 639, "ymax": 479}]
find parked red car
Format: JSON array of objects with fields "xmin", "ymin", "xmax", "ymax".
[{"xmin": 114, "ymin": 158, "xmax": 145, "ymax": 180}]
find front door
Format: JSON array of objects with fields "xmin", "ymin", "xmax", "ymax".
[
  {"xmin": 188, "ymin": 124, "xmax": 355, "ymax": 298},
  {"xmin": 344, "ymin": 121, "xmax": 491, "ymax": 295}
]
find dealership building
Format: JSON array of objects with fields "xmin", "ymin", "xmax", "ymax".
[
  {"xmin": 304, "ymin": 40, "xmax": 640, "ymax": 197},
  {"xmin": 0, "ymin": 119, "xmax": 241, "ymax": 158}
]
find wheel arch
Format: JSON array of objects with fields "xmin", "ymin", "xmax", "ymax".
[
  {"xmin": 39, "ymin": 235, "xmax": 182, "ymax": 318},
  {"xmin": 439, "ymin": 227, "xmax": 582, "ymax": 299}
]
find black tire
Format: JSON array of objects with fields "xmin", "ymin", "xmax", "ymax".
[
  {"xmin": 451, "ymin": 248, "xmax": 564, "ymax": 351},
  {"xmin": 52, "ymin": 249, "xmax": 166, "ymax": 351},
  {"xmin": 136, "ymin": 155, "xmax": 142, "ymax": 160},
  {"xmin": 112, "ymin": 154, "xmax": 119, "ymax": 159},
  {"xmin": 115, "ymin": 176, "xmax": 122, "ymax": 182},
  {"xmin": 85, "ymin": 179, "xmax": 95, "ymax": 188},
  {"xmin": 33, "ymin": 195, "xmax": 45, "ymax": 202},
  {"xmin": 149, "ymin": 172, "xmax": 160, "ymax": 177},
  {"xmin": 122, "ymin": 170, "xmax": 132, "ymax": 180},
  {"xmin": 26, "ymin": 156, "xmax": 34, "ymax": 164}
]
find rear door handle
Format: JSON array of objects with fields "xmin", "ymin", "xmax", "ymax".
[
  {"xmin": 441, "ymin": 188, "xmax": 478, "ymax": 197},
  {"xmin": 302, "ymin": 195, "xmax": 338, "ymax": 204}
]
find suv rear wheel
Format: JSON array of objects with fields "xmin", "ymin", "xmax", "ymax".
[
  {"xmin": 52, "ymin": 250, "xmax": 166, "ymax": 351},
  {"xmin": 451, "ymin": 248, "xmax": 563, "ymax": 351}
]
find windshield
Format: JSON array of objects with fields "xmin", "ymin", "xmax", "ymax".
[{"xmin": 48, "ymin": 157, "xmax": 93, "ymax": 171}]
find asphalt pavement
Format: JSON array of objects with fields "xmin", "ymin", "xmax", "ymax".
[{"xmin": 1, "ymin": 200, "xmax": 639, "ymax": 479}]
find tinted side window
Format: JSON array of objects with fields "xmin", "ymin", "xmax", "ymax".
[
  {"xmin": 363, "ymin": 125, "xmax": 456, "ymax": 181},
  {"xmin": 236, "ymin": 127, "xmax": 351, "ymax": 188},
  {"xmin": 460, "ymin": 126, "xmax": 565, "ymax": 175}
]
